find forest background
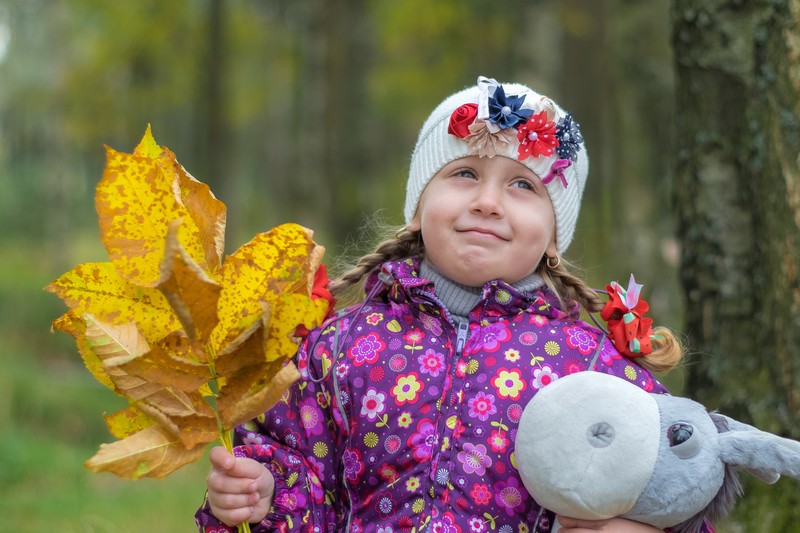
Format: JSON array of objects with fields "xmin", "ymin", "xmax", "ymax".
[{"xmin": 1, "ymin": 1, "xmax": 798, "ymax": 532}]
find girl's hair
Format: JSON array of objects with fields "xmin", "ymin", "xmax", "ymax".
[{"xmin": 330, "ymin": 226, "xmax": 684, "ymax": 374}]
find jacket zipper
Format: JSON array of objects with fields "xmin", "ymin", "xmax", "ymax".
[{"xmin": 455, "ymin": 320, "xmax": 469, "ymax": 356}]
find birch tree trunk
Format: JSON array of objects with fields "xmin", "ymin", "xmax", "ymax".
[{"xmin": 672, "ymin": 1, "xmax": 800, "ymax": 529}]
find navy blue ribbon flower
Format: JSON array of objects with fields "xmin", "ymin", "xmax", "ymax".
[
  {"xmin": 487, "ymin": 86, "xmax": 534, "ymax": 130},
  {"xmin": 555, "ymin": 113, "xmax": 583, "ymax": 162}
]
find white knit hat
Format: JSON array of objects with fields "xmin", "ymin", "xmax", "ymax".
[{"xmin": 404, "ymin": 76, "xmax": 589, "ymax": 255}]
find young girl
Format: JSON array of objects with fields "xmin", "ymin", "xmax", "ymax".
[{"xmin": 195, "ymin": 77, "xmax": 714, "ymax": 533}]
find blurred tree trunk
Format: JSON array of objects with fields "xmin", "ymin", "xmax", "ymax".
[{"xmin": 672, "ymin": 0, "xmax": 800, "ymax": 529}]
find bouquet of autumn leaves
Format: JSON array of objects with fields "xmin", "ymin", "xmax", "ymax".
[{"xmin": 45, "ymin": 126, "xmax": 332, "ymax": 481}]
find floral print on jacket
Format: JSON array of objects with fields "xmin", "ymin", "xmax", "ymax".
[{"xmin": 196, "ymin": 258, "xmax": 710, "ymax": 533}]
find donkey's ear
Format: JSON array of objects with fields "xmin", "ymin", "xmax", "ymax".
[
  {"xmin": 718, "ymin": 424, "xmax": 800, "ymax": 483},
  {"xmin": 713, "ymin": 414, "xmax": 778, "ymax": 484}
]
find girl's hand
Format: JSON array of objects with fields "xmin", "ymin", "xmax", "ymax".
[
  {"xmin": 206, "ymin": 446, "xmax": 275, "ymax": 527},
  {"xmin": 558, "ymin": 516, "xmax": 663, "ymax": 532}
]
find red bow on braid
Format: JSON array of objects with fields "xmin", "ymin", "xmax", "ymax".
[
  {"xmin": 295, "ymin": 265, "xmax": 336, "ymax": 339},
  {"xmin": 600, "ymin": 274, "xmax": 654, "ymax": 358}
]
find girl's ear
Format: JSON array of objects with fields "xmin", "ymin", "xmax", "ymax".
[
  {"xmin": 545, "ymin": 231, "xmax": 558, "ymax": 258},
  {"xmin": 407, "ymin": 215, "xmax": 421, "ymax": 233}
]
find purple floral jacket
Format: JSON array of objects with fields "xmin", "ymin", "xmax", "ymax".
[{"xmin": 196, "ymin": 258, "xmax": 712, "ymax": 533}]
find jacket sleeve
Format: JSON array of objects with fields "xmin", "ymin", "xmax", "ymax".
[{"xmin": 195, "ymin": 322, "xmax": 347, "ymax": 532}]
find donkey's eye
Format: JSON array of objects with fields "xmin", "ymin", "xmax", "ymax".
[
  {"xmin": 667, "ymin": 422, "xmax": 701, "ymax": 458},
  {"xmin": 668, "ymin": 423, "xmax": 693, "ymax": 446}
]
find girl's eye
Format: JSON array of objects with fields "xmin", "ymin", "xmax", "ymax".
[
  {"xmin": 455, "ymin": 169, "xmax": 477, "ymax": 179},
  {"xmin": 512, "ymin": 180, "xmax": 535, "ymax": 191}
]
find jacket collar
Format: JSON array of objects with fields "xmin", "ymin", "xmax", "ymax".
[{"xmin": 365, "ymin": 257, "xmax": 578, "ymax": 321}]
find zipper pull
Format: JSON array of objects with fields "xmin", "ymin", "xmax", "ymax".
[{"xmin": 455, "ymin": 321, "xmax": 469, "ymax": 356}]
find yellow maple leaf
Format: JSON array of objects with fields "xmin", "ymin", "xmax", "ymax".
[{"xmin": 47, "ymin": 127, "xmax": 331, "ymax": 492}]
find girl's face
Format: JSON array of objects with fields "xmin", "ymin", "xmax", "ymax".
[{"xmin": 408, "ymin": 156, "xmax": 557, "ymax": 287}]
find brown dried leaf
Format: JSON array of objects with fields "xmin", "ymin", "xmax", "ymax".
[
  {"xmin": 85, "ymin": 424, "xmax": 206, "ymax": 479},
  {"xmin": 217, "ymin": 360, "xmax": 300, "ymax": 430},
  {"xmin": 157, "ymin": 220, "xmax": 221, "ymax": 343}
]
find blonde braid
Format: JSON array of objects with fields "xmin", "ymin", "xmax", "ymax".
[
  {"xmin": 540, "ymin": 258, "xmax": 685, "ymax": 374},
  {"xmin": 329, "ymin": 227, "xmax": 424, "ymax": 306}
]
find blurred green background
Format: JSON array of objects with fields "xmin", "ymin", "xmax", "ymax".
[{"xmin": 0, "ymin": 0, "xmax": 695, "ymax": 531}]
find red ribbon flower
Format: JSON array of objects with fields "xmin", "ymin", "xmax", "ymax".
[
  {"xmin": 295, "ymin": 264, "xmax": 336, "ymax": 339},
  {"xmin": 448, "ymin": 103, "xmax": 479, "ymax": 138},
  {"xmin": 600, "ymin": 274, "xmax": 653, "ymax": 358}
]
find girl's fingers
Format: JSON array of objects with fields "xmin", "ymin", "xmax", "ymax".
[
  {"xmin": 209, "ymin": 446, "xmax": 236, "ymax": 471},
  {"xmin": 207, "ymin": 467, "xmax": 258, "ymax": 494},
  {"xmin": 209, "ymin": 490, "xmax": 259, "ymax": 511}
]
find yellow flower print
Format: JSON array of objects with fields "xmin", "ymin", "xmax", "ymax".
[
  {"xmin": 544, "ymin": 341, "xmax": 560, "ymax": 356},
  {"xmin": 364, "ymin": 432, "xmax": 379, "ymax": 448},
  {"xmin": 313, "ymin": 442, "xmax": 329, "ymax": 458},
  {"xmin": 496, "ymin": 289, "xmax": 512, "ymax": 304},
  {"xmin": 412, "ymin": 498, "xmax": 425, "ymax": 513},
  {"xmin": 366, "ymin": 312, "xmax": 384, "ymax": 326},
  {"xmin": 625, "ymin": 365, "xmax": 637, "ymax": 380},
  {"xmin": 466, "ymin": 359, "xmax": 479, "ymax": 374},
  {"xmin": 406, "ymin": 476, "xmax": 420, "ymax": 492},
  {"xmin": 391, "ymin": 373, "xmax": 423, "ymax": 404},
  {"xmin": 505, "ymin": 348, "xmax": 521, "ymax": 362},
  {"xmin": 398, "ymin": 412, "xmax": 413, "ymax": 428},
  {"xmin": 492, "ymin": 368, "xmax": 527, "ymax": 400}
]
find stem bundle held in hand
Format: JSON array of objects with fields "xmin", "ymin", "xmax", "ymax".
[{"xmin": 45, "ymin": 127, "xmax": 331, "ymax": 531}]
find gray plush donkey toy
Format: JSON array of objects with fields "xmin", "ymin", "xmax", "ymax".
[{"xmin": 515, "ymin": 371, "xmax": 800, "ymax": 532}]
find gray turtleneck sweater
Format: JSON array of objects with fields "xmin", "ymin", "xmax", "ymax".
[{"xmin": 419, "ymin": 260, "xmax": 545, "ymax": 324}]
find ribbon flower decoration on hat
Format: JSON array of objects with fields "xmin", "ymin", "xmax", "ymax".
[
  {"xmin": 600, "ymin": 274, "xmax": 654, "ymax": 357},
  {"xmin": 447, "ymin": 76, "xmax": 584, "ymax": 187}
]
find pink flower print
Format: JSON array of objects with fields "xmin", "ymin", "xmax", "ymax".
[
  {"xmin": 389, "ymin": 354, "xmax": 408, "ymax": 372},
  {"xmin": 467, "ymin": 391, "xmax": 497, "ymax": 421},
  {"xmin": 342, "ymin": 448, "xmax": 365, "ymax": 483},
  {"xmin": 467, "ymin": 516, "xmax": 486, "ymax": 533},
  {"xmin": 385, "ymin": 434, "xmax": 401, "ymax": 453},
  {"xmin": 242, "ymin": 431, "xmax": 266, "ymax": 446},
  {"xmin": 599, "ymin": 339, "xmax": 623, "ymax": 365},
  {"xmin": 308, "ymin": 456, "xmax": 325, "ymax": 477},
  {"xmin": 455, "ymin": 359, "xmax": 468, "ymax": 378},
  {"xmin": 282, "ymin": 428, "xmax": 300, "ymax": 448},
  {"xmin": 488, "ymin": 429, "xmax": 510, "ymax": 453},
  {"xmin": 506, "ymin": 403, "xmax": 523, "ymax": 424},
  {"xmin": 470, "ymin": 482, "xmax": 492, "ymax": 505},
  {"xmin": 348, "ymin": 332, "xmax": 386, "ymax": 366},
  {"xmin": 204, "ymin": 527, "xmax": 234, "ymax": 533},
  {"xmin": 457, "ymin": 443, "xmax": 492, "ymax": 475},
  {"xmin": 472, "ymin": 321, "xmax": 511, "ymax": 353},
  {"xmin": 366, "ymin": 312, "xmax": 384, "ymax": 325},
  {"xmin": 531, "ymin": 314, "xmax": 549, "ymax": 327},
  {"xmin": 493, "ymin": 476, "xmax": 529, "ymax": 516},
  {"xmin": 492, "ymin": 367, "xmax": 527, "ymax": 400},
  {"xmin": 418, "ymin": 348, "xmax": 445, "ymax": 377},
  {"xmin": 421, "ymin": 313, "xmax": 444, "ymax": 336},
  {"xmin": 564, "ymin": 357, "xmax": 585, "ymax": 375},
  {"xmin": 299, "ymin": 397, "xmax": 324, "ymax": 436},
  {"xmin": 519, "ymin": 331, "xmax": 538, "ymax": 346},
  {"xmin": 407, "ymin": 418, "xmax": 438, "ymax": 462},
  {"xmin": 336, "ymin": 361, "xmax": 350, "ymax": 379},
  {"xmin": 430, "ymin": 512, "xmax": 462, "ymax": 533},
  {"xmin": 275, "ymin": 486, "xmax": 308, "ymax": 511},
  {"xmin": 307, "ymin": 467, "xmax": 325, "ymax": 503},
  {"xmin": 375, "ymin": 490, "xmax": 397, "ymax": 520},
  {"xmin": 564, "ymin": 325, "xmax": 598, "ymax": 355},
  {"xmin": 531, "ymin": 366, "xmax": 559, "ymax": 390},
  {"xmin": 360, "ymin": 387, "xmax": 387, "ymax": 421},
  {"xmin": 378, "ymin": 463, "xmax": 399, "ymax": 483},
  {"xmin": 391, "ymin": 372, "xmax": 424, "ymax": 404},
  {"xmin": 403, "ymin": 328, "xmax": 425, "ymax": 352}
]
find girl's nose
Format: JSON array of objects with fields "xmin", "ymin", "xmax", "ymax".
[{"xmin": 470, "ymin": 183, "xmax": 504, "ymax": 217}]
